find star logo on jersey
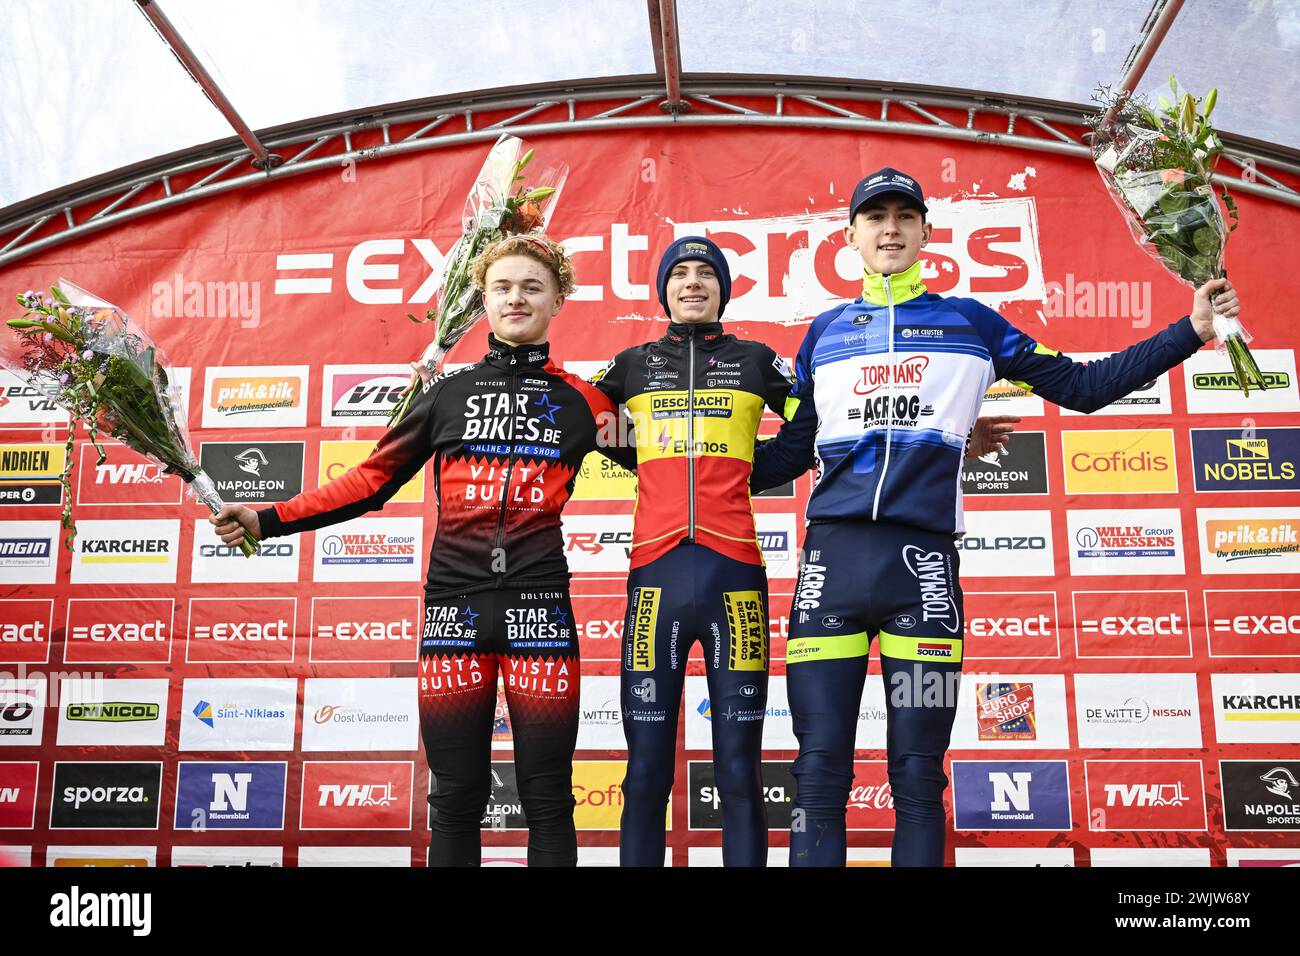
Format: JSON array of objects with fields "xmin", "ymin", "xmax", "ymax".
[
  {"xmin": 551, "ymin": 605, "xmax": 569, "ymax": 628},
  {"xmin": 534, "ymin": 392, "xmax": 560, "ymax": 424},
  {"xmin": 461, "ymin": 607, "xmax": 480, "ymax": 629}
]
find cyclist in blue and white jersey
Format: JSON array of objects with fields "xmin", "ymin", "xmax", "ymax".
[{"xmin": 752, "ymin": 166, "xmax": 1240, "ymax": 867}]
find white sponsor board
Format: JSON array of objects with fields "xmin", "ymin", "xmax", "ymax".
[
  {"xmin": 1183, "ymin": 348, "xmax": 1299, "ymax": 414},
  {"xmin": 688, "ymin": 847, "xmax": 789, "ymax": 867},
  {"xmin": 70, "ymin": 519, "xmax": 180, "ymax": 585},
  {"xmin": 298, "ymin": 846, "xmax": 411, "ymax": 866},
  {"xmin": 170, "ymin": 845, "xmax": 283, "ymax": 867},
  {"xmin": 949, "ymin": 673, "xmax": 1069, "ymax": 750},
  {"xmin": 1089, "ymin": 848, "xmax": 1210, "ymax": 867},
  {"xmin": 321, "ymin": 364, "xmax": 412, "ymax": 426},
  {"xmin": 1211, "ymin": 673, "xmax": 1300, "ymax": 744},
  {"xmin": 561, "ymin": 514, "xmax": 633, "ymax": 574},
  {"xmin": 301, "ymin": 678, "xmax": 418, "ymax": 751},
  {"xmin": 56, "ymin": 679, "xmax": 169, "ymax": 747},
  {"xmin": 202, "ymin": 365, "xmax": 310, "ymax": 428},
  {"xmin": 980, "ymin": 380, "xmax": 1046, "ymax": 418},
  {"xmin": 0, "ymin": 679, "xmax": 46, "ymax": 746},
  {"xmin": 756, "ymin": 512, "xmax": 799, "ymax": 580},
  {"xmin": 955, "ymin": 847, "xmax": 1076, "ymax": 866},
  {"xmin": 313, "ymin": 516, "xmax": 424, "ymax": 583},
  {"xmin": 1196, "ymin": 507, "xmax": 1300, "ymax": 576},
  {"xmin": 956, "ymin": 510, "xmax": 1054, "ymax": 577},
  {"xmin": 1073, "ymin": 673, "xmax": 1202, "ymax": 749},
  {"xmin": 0, "ymin": 370, "xmax": 70, "ymax": 424},
  {"xmin": 576, "ymin": 676, "xmax": 625, "ymax": 750},
  {"xmin": 191, "ymin": 520, "xmax": 301, "ymax": 583},
  {"xmin": 178, "ymin": 679, "xmax": 297, "ymax": 752},
  {"xmin": 1065, "ymin": 508, "xmax": 1185, "ymax": 576},
  {"xmin": 578, "ymin": 847, "xmax": 669, "ymax": 866},
  {"xmin": 0, "ymin": 520, "xmax": 59, "ymax": 584}
]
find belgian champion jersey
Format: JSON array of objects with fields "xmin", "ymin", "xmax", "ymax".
[{"xmin": 592, "ymin": 321, "xmax": 796, "ymax": 568}]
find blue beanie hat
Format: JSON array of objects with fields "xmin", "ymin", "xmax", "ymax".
[{"xmin": 656, "ymin": 236, "xmax": 732, "ymax": 318}]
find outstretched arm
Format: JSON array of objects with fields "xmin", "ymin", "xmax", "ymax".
[
  {"xmin": 252, "ymin": 379, "xmax": 441, "ymax": 539},
  {"xmin": 974, "ymin": 279, "xmax": 1229, "ymax": 415}
]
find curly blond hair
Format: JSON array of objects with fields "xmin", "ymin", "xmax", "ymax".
[{"xmin": 470, "ymin": 234, "xmax": 576, "ymax": 297}]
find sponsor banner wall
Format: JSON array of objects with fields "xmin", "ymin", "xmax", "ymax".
[{"xmin": 0, "ymin": 123, "xmax": 1294, "ymax": 864}]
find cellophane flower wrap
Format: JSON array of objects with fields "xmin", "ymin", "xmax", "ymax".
[
  {"xmin": 1088, "ymin": 77, "xmax": 1265, "ymax": 394},
  {"xmin": 388, "ymin": 134, "xmax": 569, "ymax": 425},
  {"xmin": 1, "ymin": 280, "xmax": 258, "ymax": 555}
]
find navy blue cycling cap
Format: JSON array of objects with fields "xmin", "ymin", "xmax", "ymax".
[
  {"xmin": 849, "ymin": 167, "xmax": 929, "ymax": 220},
  {"xmin": 656, "ymin": 235, "xmax": 732, "ymax": 318}
]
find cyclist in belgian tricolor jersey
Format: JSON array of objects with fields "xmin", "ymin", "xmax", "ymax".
[{"xmin": 592, "ymin": 237, "xmax": 1014, "ymax": 866}]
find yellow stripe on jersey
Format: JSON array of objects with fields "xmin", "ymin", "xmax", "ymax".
[{"xmin": 626, "ymin": 389, "xmax": 765, "ymax": 463}]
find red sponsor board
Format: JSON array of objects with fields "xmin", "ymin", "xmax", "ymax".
[
  {"xmin": 1085, "ymin": 760, "xmax": 1207, "ymax": 831},
  {"xmin": 1205, "ymin": 590, "xmax": 1300, "ymax": 658},
  {"xmin": 0, "ymin": 762, "xmax": 39, "ymax": 829},
  {"xmin": 0, "ymin": 117, "xmax": 1293, "ymax": 864},
  {"xmin": 309, "ymin": 596, "xmax": 419, "ymax": 663},
  {"xmin": 963, "ymin": 591, "xmax": 1059, "ymax": 660},
  {"xmin": 0, "ymin": 599, "xmax": 52, "ymax": 664},
  {"xmin": 846, "ymin": 761, "xmax": 893, "ymax": 831},
  {"xmin": 299, "ymin": 761, "xmax": 413, "ymax": 830},
  {"xmin": 1071, "ymin": 591, "xmax": 1192, "ymax": 659},
  {"xmin": 572, "ymin": 593, "xmax": 627, "ymax": 663},
  {"xmin": 76, "ymin": 442, "xmax": 183, "ymax": 506},
  {"xmin": 187, "ymin": 597, "xmax": 297, "ymax": 664},
  {"xmin": 63, "ymin": 598, "xmax": 174, "ymax": 664}
]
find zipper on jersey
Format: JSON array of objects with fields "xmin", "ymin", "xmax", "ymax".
[
  {"xmin": 871, "ymin": 275, "xmax": 896, "ymax": 521},
  {"xmin": 687, "ymin": 330, "xmax": 697, "ymax": 542},
  {"xmin": 493, "ymin": 359, "xmax": 519, "ymax": 586}
]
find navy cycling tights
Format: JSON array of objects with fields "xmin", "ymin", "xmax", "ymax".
[
  {"xmin": 619, "ymin": 542, "xmax": 770, "ymax": 866},
  {"xmin": 786, "ymin": 520, "xmax": 964, "ymax": 867}
]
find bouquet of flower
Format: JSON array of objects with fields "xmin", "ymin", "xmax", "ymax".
[
  {"xmin": 388, "ymin": 134, "xmax": 569, "ymax": 425},
  {"xmin": 1088, "ymin": 77, "xmax": 1265, "ymax": 394},
  {"xmin": 1, "ymin": 280, "xmax": 258, "ymax": 555}
]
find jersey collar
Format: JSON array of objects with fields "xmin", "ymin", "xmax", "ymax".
[
  {"xmin": 664, "ymin": 320, "xmax": 725, "ymax": 345},
  {"xmin": 861, "ymin": 259, "xmax": 927, "ymax": 307},
  {"xmin": 485, "ymin": 333, "xmax": 550, "ymax": 369}
]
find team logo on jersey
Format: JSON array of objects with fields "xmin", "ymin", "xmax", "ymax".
[
  {"xmin": 853, "ymin": 355, "xmax": 929, "ymax": 395},
  {"xmin": 724, "ymin": 591, "xmax": 767, "ymax": 671},
  {"xmin": 626, "ymin": 588, "xmax": 660, "ymax": 672},
  {"xmin": 902, "ymin": 545, "xmax": 960, "ymax": 633}
]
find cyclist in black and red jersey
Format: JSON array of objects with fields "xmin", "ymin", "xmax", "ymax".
[{"xmin": 210, "ymin": 235, "xmax": 630, "ymax": 867}]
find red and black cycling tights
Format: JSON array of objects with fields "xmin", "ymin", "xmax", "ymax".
[{"xmin": 418, "ymin": 588, "xmax": 579, "ymax": 866}]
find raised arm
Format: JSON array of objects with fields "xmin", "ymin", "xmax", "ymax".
[{"xmin": 965, "ymin": 280, "xmax": 1227, "ymax": 415}]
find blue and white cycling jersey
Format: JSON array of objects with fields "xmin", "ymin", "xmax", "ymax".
[{"xmin": 753, "ymin": 260, "xmax": 1205, "ymax": 534}]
